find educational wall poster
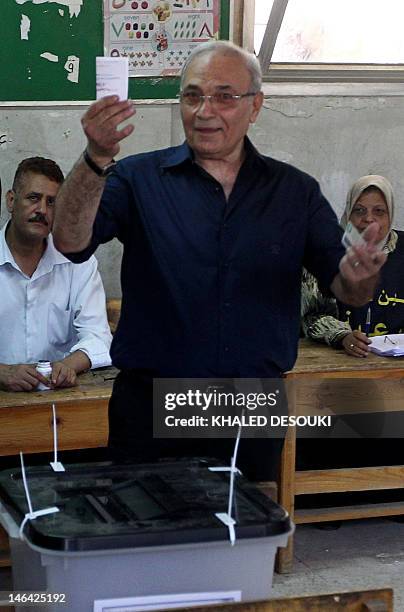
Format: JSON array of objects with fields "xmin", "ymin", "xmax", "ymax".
[{"xmin": 103, "ymin": 0, "xmax": 221, "ymax": 77}]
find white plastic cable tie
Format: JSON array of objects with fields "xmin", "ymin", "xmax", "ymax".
[
  {"xmin": 208, "ymin": 466, "xmax": 241, "ymax": 474},
  {"xmin": 50, "ymin": 403, "xmax": 65, "ymax": 472},
  {"xmin": 212, "ymin": 412, "xmax": 244, "ymax": 546},
  {"xmin": 215, "ymin": 512, "xmax": 236, "ymax": 546},
  {"xmin": 227, "ymin": 416, "xmax": 243, "ymax": 518},
  {"xmin": 19, "ymin": 452, "xmax": 59, "ymax": 540},
  {"xmin": 20, "ymin": 452, "xmax": 33, "ymax": 515}
]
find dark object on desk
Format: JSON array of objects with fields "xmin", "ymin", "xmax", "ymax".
[{"xmin": 314, "ymin": 520, "xmax": 342, "ymax": 530}]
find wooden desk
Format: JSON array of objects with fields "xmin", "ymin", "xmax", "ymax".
[
  {"xmin": 0, "ymin": 368, "xmax": 116, "ymax": 567},
  {"xmin": 180, "ymin": 588, "xmax": 393, "ymax": 612},
  {"xmin": 0, "ymin": 367, "xmax": 116, "ymax": 457},
  {"xmin": 277, "ymin": 339, "xmax": 404, "ymax": 573}
]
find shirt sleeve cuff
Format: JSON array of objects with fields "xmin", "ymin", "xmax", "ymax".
[{"xmin": 69, "ymin": 343, "xmax": 112, "ymax": 369}]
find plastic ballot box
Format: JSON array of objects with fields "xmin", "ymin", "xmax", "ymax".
[{"xmin": 0, "ymin": 459, "xmax": 293, "ymax": 611}]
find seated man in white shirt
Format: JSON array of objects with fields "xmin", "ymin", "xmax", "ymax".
[{"xmin": 0, "ymin": 157, "xmax": 112, "ymax": 391}]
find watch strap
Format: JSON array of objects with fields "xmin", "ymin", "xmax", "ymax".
[{"xmin": 83, "ymin": 149, "xmax": 116, "ymax": 177}]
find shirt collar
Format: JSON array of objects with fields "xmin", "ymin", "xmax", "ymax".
[
  {"xmin": 242, "ymin": 137, "xmax": 268, "ymax": 170},
  {"xmin": 160, "ymin": 142, "xmax": 194, "ymax": 169},
  {"xmin": 0, "ymin": 222, "xmax": 15, "ymax": 266},
  {"xmin": 0, "ymin": 221, "xmax": 67, "ymax": 270},
  {"xmin": 160, "ymin": 137, "xmax": 267, "ymax": 171},
  {"xmin": 41, "ymin": 234, "xmax": 70, "ymax": 268}
]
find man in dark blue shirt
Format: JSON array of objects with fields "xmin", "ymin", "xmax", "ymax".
[{"xmin": 54, "ymin": 41, "xmax": 386, "ymax": 480}]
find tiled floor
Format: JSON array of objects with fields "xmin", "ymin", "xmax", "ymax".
[{"xmin": 272, "ymin": 518, "xmax": 404, "ymax": 609}]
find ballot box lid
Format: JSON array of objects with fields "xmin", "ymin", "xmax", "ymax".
[{"xmin": 0, "ymin": 459, "xmax": 291, "ymax": 552}]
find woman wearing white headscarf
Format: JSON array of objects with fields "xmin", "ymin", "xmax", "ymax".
[
  {"xmin": 300, "ymin": 176, "xmax": 403, "ymax": 478},
  {"xmin": 302, "ymin": 175, "xmax": 399, "ymax": 357}
]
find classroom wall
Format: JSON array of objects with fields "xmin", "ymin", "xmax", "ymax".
[{"xmin": 1, "ymin": 94, "xmax": 403, "ymax": 298}]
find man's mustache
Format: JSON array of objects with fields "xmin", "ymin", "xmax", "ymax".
[{"xmin": 28, "ymin": 213, "xmax": 48, "ymax": 225}]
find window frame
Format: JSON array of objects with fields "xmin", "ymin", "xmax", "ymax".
[{"xmin": 240, "ymin": 0, "xmax": 404, "ymax": 83}]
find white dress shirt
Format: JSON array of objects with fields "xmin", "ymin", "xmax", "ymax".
[{"xmin": 0, "ymin": 223, "xmax": 112, "ymax": 368}]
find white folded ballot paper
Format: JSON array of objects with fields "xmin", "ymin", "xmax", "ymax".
[
  {"xmin": 370, "ymin": 334, "xmax": 404, "ymax": 357},
  {"xmin": 96, "ymin": 57, "xmax": 129, "ymax": 101},
  {"xmin": 341, "ymin": 221, "xmax": 366, "ymax": 249}
]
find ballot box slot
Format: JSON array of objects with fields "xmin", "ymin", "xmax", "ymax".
[{"xmin": 84, "ymin": 494, "xmax": 116, "ymax": 524}]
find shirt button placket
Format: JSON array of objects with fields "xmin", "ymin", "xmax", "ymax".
[
  {"xmin": 220, "ymin": 220, "xmax": 232, "ymax": 359},
  {"xmin": 26, "ymin": 281, "xmax": 32, "ymax": 361}
]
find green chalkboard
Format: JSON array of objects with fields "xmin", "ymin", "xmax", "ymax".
[{"xmin": 0, "ymin": 0, "xmax": 229, "ymax": 101}]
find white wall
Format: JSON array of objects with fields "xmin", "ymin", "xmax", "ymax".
[{"xmin": 1, "ymin": 93, "xmax": 403, "ymax": 297}]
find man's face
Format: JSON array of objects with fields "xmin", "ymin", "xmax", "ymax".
[
  {"xmin": 7, "ymin": 172, "xmax": 60, "ymax": 242},
  {"xmin": 180, "ymin": 52, "xmax": 263, "ymax": 161}
]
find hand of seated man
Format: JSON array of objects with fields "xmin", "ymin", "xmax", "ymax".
[
  {"xmin": 0, "ymin": 364, "xmax": 45, "ymax": 392},
  {"xmin": 51, "ymin": 361, "xmax": 78, "ymax": 389}
]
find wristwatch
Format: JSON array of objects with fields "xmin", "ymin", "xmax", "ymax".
[{"xmin": 83, "ymin": 149, "xmax": 116, "ymax": 177}]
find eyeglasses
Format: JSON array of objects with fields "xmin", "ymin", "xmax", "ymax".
[
  {"xmin": 179, "ymin": 91, "xmax": 257, "ymax": 109},
  {"xmin": 351, "ymin": 206, "xmax": 388, "ymax": 218}
]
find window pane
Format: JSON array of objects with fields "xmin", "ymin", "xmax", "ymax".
[
  {"xmin": 254, "ymin": 0, "xmax": 275, "ymax": 55},
  {"xmin": 255, "ymin": 0, "xmax": 404, "ymax": 63}
]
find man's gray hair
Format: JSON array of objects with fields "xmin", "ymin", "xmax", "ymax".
[{"xmin": 180, "ymin": 41, "xmax": 262, "ymax": 92}]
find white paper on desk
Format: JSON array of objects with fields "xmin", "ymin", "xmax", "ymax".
[
  {"xmin": 96, "ymin": 57, "xmax": 128, "ymax": 101},
  {"xmin": 370, "ymin": 334, "xmax": 404, "ymax": 357}
]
